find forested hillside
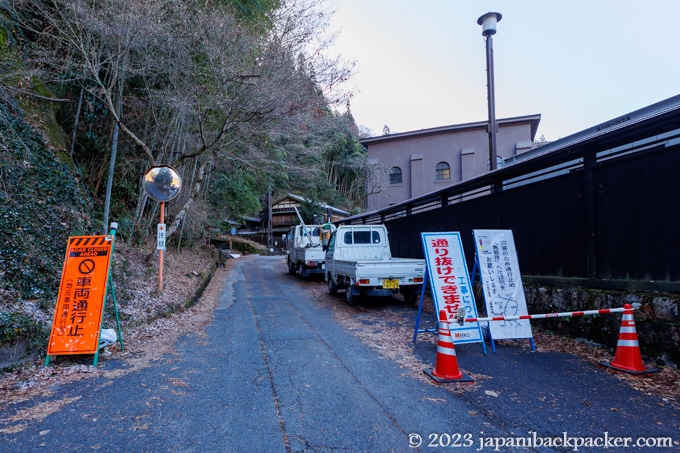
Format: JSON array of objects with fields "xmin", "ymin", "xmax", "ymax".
[{"xmin": 0, "ymin": 0, "xmax": 372, "ymax": 365}]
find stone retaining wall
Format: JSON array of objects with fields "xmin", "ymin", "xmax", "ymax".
[{"xmin": 522, "ymin": 285, "xmax": 680, "ymax": 367}]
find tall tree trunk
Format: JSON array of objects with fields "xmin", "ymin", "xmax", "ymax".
[
  {"xmin": 166, "ymin": 159, "xmax": 210, "ymax": 238},
  {"xmin": 176, "ymin": 157, "xmax": 199, "ymax": 250},
  {"xmin": 69, "ymin": 86, "xmax": 84, "ymax": 158},
  {"xmin": 103, "ymin": 75, "xmax": 125, "ymax": 234}
]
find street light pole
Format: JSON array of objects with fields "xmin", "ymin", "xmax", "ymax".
[{"xmin": 478, "ymin": 12, "xmax": 502, "ymax": 171}]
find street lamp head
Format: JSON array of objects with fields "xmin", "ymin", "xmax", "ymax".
[{"xmin": 477, "ymin": 12, "xmax": 502, "ymax": 36}]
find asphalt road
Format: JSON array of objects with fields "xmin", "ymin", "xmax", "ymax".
[{"xmin": 1, "ymin": 255, "xmax": 678, "ymax": 452}]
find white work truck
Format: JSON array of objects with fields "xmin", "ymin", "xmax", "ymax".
[
  {"xmin": 324, "ymin": 224, "xmax": 425, "ymax": 305},
  {"xmin": 286, "ymin": 224, "xmax": 326, "ymax": 278}
]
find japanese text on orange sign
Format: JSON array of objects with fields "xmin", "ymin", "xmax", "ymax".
[{"xmin": 47, "ymin": 236, "xmax": 113, "ymax": 355}]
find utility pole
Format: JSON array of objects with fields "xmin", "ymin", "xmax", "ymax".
[
  {"xmin": 478, "ymin": 12, "xmax": 502, "ymax": 172},
  {"xmin": 267, "ymin": 187, "xmax": 273, "ymax": 250}
]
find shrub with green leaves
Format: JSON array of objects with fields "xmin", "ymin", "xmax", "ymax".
[
  {"xmin": 0, "ymin": 90, "xmax": 93, "ymax": 306},
  {"xmin": 0, "ymin": 312, "xmax": 48, "ymax": 351}
]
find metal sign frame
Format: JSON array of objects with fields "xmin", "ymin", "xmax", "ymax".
[
  {"xmin": 471, "ymin": 229, "xmax": 534, "ymax": 353},
  {"xmin": 45, "ymin": 224, "xmax": 123, "ymax": 367},
  {"xmin": 414, "ymin": 232, "xmax": 486, "ymax": 354}
]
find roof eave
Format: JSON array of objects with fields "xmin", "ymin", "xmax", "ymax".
[{"xmin": 360, "ymin": 114, "xmax": 542, "ymax": 145}]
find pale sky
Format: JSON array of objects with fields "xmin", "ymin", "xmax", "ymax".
[{"xmin": 326, "ymin": 0, "xmax": 680, "ymax": 141}]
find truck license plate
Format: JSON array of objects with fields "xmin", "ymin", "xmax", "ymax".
[{"xmin": 382, "ymin": 279, "xmax": 399, "ymax": 289}]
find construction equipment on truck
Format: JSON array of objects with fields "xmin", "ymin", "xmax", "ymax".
[{"xmin": 285, "ymin": 207, "xmax": 326, "ymax": 278}]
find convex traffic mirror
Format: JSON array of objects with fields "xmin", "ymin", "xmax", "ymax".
[{"xmin": 142, "ymin": 165, "xmax": 182, "ymax": 202}]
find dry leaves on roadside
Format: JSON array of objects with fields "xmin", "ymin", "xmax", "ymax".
[
  {"xmin": 0, "ymin": 244, "xmax": 234, "ymax": 413},
  {"xmin": 298, "ymin": 258, "xmax": 680, "ymax": 407}
]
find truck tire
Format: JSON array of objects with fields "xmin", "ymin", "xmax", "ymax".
[
  {"xmin": 288, "ymin": 259, "xmax": 296, "ymax": 275},
  {"xmin": 345, "ymin": 286, "xmax": 357, "ymax": 306},
  {"xmin": 297, "ymin": 263, "xmax": 306, "ymax": 278},
  {"xmin": 402, "ymin": 287, "xmax": 420, "ymax": 305},
  {"xmin": 327, "ymin": 275, "xmax": 338, "ymax": 295}
]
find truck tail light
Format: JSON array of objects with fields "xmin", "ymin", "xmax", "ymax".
[
  {"xmin": 358, "ymin": 279, "xmax": 370, "ymax": 285},
  {"xmin": 306, "ymin": 261, "xmax": 317, "ymax": 267},
  {"xmin": 414, "ymin": 277, "xmax": 424, "ymax": 283}
]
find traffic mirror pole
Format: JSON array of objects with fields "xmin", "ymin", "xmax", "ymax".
[
  {"xmin": 159, "ymin": 201, "xmax": 164, "ymax": 291},
  {"xmin": 141, "ymin": 165, "xmax": 181, "ymax": 293}
]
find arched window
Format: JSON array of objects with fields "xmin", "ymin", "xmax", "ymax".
[
  {"xmin": 435, "ymin": 162, "xmax": 450, "ymax": 181},
  {"xmin": 389, "ymin": 166, "xmax": 402, "ymax": 184}
]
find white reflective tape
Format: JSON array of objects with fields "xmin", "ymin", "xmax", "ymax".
[
  {"xmin": 619, "ymin": 327, "xmax": 637, "ymax": 334},
  {"xmin": 617, "ymin": 339, "xmax": 639, "ymax": 347},
  {"xmin": 437, "ymin": 345, "xmax": 457, "ymax": 356}
]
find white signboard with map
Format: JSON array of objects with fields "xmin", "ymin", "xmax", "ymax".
[{"xmin": 472, "ymin": 230, "xmax": 533, "ymax": 341}]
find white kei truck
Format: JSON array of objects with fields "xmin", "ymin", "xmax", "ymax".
[
  {"xmin": 324, "ymin": 224, "xmax": 426, "ymax": 305},
  {"xmin": 286, "ymin": 224, "xmax": 326, "ymax": 278}
]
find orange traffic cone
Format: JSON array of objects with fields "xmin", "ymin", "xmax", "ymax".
[
  {"xmin": 600, "ymin": 304, "xmax": 659, "ymax": 375},
  {"xmin": 424, "ymin": 310, "xmax": 474, "ymax": 383}
]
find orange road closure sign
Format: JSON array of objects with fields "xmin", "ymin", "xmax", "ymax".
[{"xmin": 47, "ymin": 235, "xmax": 114, "ymax": 355}]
